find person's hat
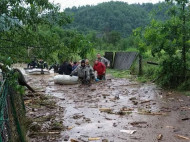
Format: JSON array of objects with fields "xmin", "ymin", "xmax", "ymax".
[{"xmin": 81, "ymin": 60, "xmax": 85, "ymax": 64}]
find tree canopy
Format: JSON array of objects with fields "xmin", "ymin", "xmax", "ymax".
[
  {"xmin": 0, "ymin": 0, "xmax": 93, "ymax": 64},
  {"xmin": 64, "ymin": 1, "xmax": 170, "ymax": 37}
]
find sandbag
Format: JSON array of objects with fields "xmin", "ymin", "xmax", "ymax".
[
  {"xmin": 25, "ymin": 68, "xmax": 50, "ymax": 75},
  {"xmin": 54, "ymin": 75, "xmax": 78, "ymax": 85}
]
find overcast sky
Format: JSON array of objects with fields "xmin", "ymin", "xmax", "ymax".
[{"xmin": 50, "ymin": 0, "xmax": 165, "ymax": 10}]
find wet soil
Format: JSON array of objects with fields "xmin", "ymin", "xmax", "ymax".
[{"xmin": 25, "ymin": 72, "xmax": 190, "ymax": 142}]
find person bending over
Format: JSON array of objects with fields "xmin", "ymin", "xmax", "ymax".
[
  {"xmin": 70, "ymin": 60, "xmax": 91, "ymax": 85},
  {"xmin": 85, "ymin": 59, "xmax": 95, "ymax": 80}
]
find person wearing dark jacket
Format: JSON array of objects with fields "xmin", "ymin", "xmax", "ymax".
[
  {"xmin": 93, "ymin": 60, "xmax": 106, "ymax": 80},
  {"xmin": 27, "ymin": 58, "xmax": 37, "ymax": 68},
  {"xmin": 72, "ymin": 62, "xmax": 78, "ymax": 71},
  {"xmin": 58, "ymin": 61, "xmax": 72, "ymax": 75},
  {"xmin": 49, "ymin": 62, "xmax": 59, "ymax": 73},
  {"xmin": 37, "ymin": 59, "xmax": 48, "ymax": 69}
]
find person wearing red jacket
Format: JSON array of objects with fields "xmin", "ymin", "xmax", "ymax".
[{"xmin": 93, "ymin": 60, "xmax": 106, "ymax": 80}]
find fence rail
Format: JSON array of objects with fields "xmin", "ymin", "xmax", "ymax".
[{"xmin": 0, "ymin": 79, "xmax": 26, "ymax": 142}]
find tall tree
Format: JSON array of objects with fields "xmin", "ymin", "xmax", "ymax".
[
  {"xmin": 0, "ymin": 0, "xmax": 71, "ymax": 63},
  {"xmin": 138, "ymin": 0, "xmax": 190, "ymax": 87}
]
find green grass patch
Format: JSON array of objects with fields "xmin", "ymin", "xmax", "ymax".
[
  {"xmin": 137, "ymin": 76, "xmax": 148, "ymax": 83},
  {"xmin": 107, "ymin": 69, "xmax": 131, "ymax": 78},
  {"xmin": 182, "ymin": 91, "xmax": 190, "ymax": 96}
]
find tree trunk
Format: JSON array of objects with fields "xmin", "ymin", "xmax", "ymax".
[{"xmin": 139, "ymin": 54, "xmax": 142, "ymax": 76}]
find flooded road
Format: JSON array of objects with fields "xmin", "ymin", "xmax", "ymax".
[{"xmin": 25, "ymin": 73, "xmax": 190, "ymax": 142}]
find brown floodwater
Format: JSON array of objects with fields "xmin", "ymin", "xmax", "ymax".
[{"xmin": 24, "ymin": 70, "xmax": 190, "ymax": 142}]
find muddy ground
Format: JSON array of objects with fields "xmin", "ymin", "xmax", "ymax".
[{"xmin": 24, "ymin": 72, "xmax": 190, "ymax": 142}]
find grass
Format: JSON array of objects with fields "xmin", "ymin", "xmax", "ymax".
[
  {"xmin": 179, "ymin": 91, "xmax": 190, "ymax": 97},
  {"xmin": 107, "ymin": 69, "xmax": 133, "ymax": 78}
]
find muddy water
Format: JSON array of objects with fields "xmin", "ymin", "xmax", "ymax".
[{"xmin": 26, "ymin": 72, "xmax": 190, "ymax": 142}]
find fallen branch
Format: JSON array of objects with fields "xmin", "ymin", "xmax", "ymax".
[{"xmin": 176, "ymin": 135, "xmax": 190, "ymax": 140}]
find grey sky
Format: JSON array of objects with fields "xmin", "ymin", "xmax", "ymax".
[{"xmin": 50, "ymin": 0, "xmax": 165, "ymax": 10}]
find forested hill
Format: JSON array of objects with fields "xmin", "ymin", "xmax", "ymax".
[{"xmin": 64, "ymin": 2, "xmax": 169, "ymax": 37}]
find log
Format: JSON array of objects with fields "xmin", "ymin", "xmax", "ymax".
[{"xmin": 13, "ymin": 69, "xmax": 35, "ymax": 92}]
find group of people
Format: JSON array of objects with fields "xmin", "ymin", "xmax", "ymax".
[
  {"xmin": 28, "ymin": 58, "xmax": 48, "ymax": 69},
  {"xmin": 70, "ymin": 53, "xmax": 110, "ymax": 85},
  {"xmin": 55, "ymin": 53, "xmax": 110, "ymax": 85},
  {"xmin": 28, "ymin": 53, "xmax": 110, "ymax": 85}
]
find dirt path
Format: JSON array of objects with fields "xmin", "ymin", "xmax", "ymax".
[{"xmin": 25, "ymin": 73, "xmax": 190, "ymax": 142}]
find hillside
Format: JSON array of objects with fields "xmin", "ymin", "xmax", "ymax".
[{"xmin": 64, "ymin": 1, "xmax": 170, "ymax": 37}]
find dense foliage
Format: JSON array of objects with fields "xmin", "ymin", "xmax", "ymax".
[
  {"xmin": 134, "ymin": 0, "xmax": 190, "ymax": 88},
  {"xmin": 0, "ymin": 0, "xmax": 93, "ymax": 64},
  {"xmin": 65, "ymin": 2, "xmax": 170, "ymax": 36}
]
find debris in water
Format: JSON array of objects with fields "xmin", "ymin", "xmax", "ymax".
[
  {"xmin": 113, "ymin": 123, "xmax": 117, "ymax": 127},
  {"xmin": 24, "ymin": 99, "xmax": 33, "ymax": 104},
  {"xmin": 121, "ymin": 107, "xmax": 134, "ymax": 111},
  {"xmin": 181, "ymin": 107, "xmax": 190, "ymax": 110},
  {"xmin": 168, "ymin": 92, "xmax": 173, "ymax": 95},
  {"xmin": 181, "ymin": 118, "xmax": 189, "ymax": 121},
  {"xmin": 70, "ymin": 139, "xmax": 79, "ymax": 142},
  {"xmin": 130, "ymin": 121, "xmax": 147, "ymax": 127},
  {"xmin": 132, "ymin": 101, "xmax": 138, "ymax": 105},
  {"xmin": 176, "ymin": 135, "xmax": 190, "ymax": 140},
  {"xmin": 67, "ymin": 126, "xmax": 75, "ymax": 130},
  {"xmin": 114, "ymin": 94, "xmax": 120, "ymax": 100},
  {"xmin": 73, "ymin": 114, "xmax": 84, "ymax": 119},
  {"xmin": 120, "ymin": 130, "xmax": 136, "ymax": 134},
  {"xmin": 102, "ymin": 139, "xmax": 109, "ymax": 142},
  {"xmin": 102, "ymin": 94, "xmax": 110, "ymax": 97},
  {"xmin": 129, "ymin": 97, "xmax": 137, "ymax": 101},
  {"xmin": 63, "ymin": 135, "xmax": 70, "ymax": 141},
  {"xmin": 99, "ymin": 108, "xmax": 113, "ymax": 113},
  {"xmin": 138, "ymin": 110, "xmax": 166, "ymax": 115},
  {"xmin": 157, "ymin": 134, "xmax": 163, "ymax": 140},
  {"xmin": 166, "ymin": 126, "xmax": 174, "ymax": 129},
  {"xmin": 140, "ymin": 100, "xmax": 152, "ymax": 104},
  {"xmin": 88, "ymin": 137, "xmax": 101, "ymax": 141}
]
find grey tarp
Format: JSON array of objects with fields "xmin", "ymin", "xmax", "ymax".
[
  {"xmin": 104, "ymin": 52, "xmax": 114, "ymax": 68},
  {"xmin": 113, "ymin": 52, "xmax": 138, "ymax": 70}
]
